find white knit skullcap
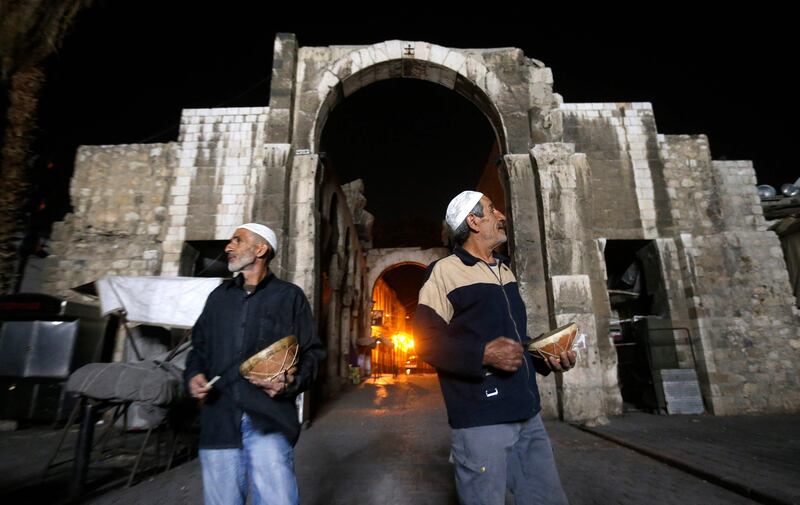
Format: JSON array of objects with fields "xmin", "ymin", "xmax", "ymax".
[
  {"xmin": 236, "ymin": 223, "xmax": 278, "ymax": 255},
  {"xmin": 445, "ymin": 191, "xmax": 484, "ymax": 231}
]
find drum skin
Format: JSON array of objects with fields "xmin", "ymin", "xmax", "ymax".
[
  {"xmin": 527, "ymin": 323, "xmax": 577, "ymax": 361},
  {"xmin": 240, "ymin": 335, "xmax": 299, "ymax": 380}
]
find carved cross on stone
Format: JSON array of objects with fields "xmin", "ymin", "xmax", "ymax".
[{"xmin": 404, "ymin": 44, "xmax": 415, "ymax": 57}]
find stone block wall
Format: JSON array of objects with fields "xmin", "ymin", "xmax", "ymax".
[
  {"xmin": 713, "ymin": 160, "xmax": 767, "ymax": 231},
  {"xmin": 43, "ymin": 106, "xmax": 278, "ymax": 294},
  {"xmin": 658, "ymin": 135, "xmax": 800, "ymax": 413},
  {"xmin": 41, "ymin": 143, "xmax": 175, "ymax": 299},
  {"xmin": 556, "ymin": 105, "xmax": 800, "ymax": 414},
  {"xmin": 560, "ymin": 102, "xmax": 672, "ymax": 239},
  {"xmin": 160, "ymin": 107, "xmax": 269, "ymax": 276},
  {"xmin": 659, "ymin": 134, "xmax": 723, "ymax": 234},
  {"xmin": 658, "ymin": 139, "xmax": 763, "ymax": 235},
  {"xmin": 677, "ymin": 230, "xmax": 800, "ymax": 413}
]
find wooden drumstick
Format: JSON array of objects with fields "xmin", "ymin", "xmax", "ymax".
[{"xmin": 206, "ymin": 375, "xmax": 221, "ymax": 388}]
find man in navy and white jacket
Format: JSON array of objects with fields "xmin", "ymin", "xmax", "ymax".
[{"xmin": 415, "ymin": 191, "xmax": 576, "ymax": 505}]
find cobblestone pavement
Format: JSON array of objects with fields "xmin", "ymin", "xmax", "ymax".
[
  {"xmin": 4, "ymin": 373, "xmax": 795, "ymax": 504},
  {"xmin": 582, "ymin": 411, "xmax": 800, "ymax": 505}
]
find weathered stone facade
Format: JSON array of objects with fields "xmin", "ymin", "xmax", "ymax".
[
  {"xmin": 40, "ymin": 35, "xmax": 800, "ymax": 419},
  {"xmin": 160, "ymin": 106, "xmax": 272, "ymax": 277},
  {"xmin": 316, "ymin": 170, "xmax": 371, "ymax": 391},
  {"xmin": 44, "ymin": 143, "xmax": 174, "ymax": 297}
]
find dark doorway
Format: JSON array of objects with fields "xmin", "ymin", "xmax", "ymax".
[
  {"xmin": 605, "ymin": 240, "xmax": 675, "ymax": 413},
  {"xmin": 316, "ymin": 74, "xmax": 505, "ymax": 396},
  {"xmin": 179, "ymin": 241, "xmax": 231, "ymax": 278},
  {"xmin": 320, "ymin": 78, "xmax": 498, "ymax": 248}
]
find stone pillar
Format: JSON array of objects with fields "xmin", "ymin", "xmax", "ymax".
[
  {"xmin": 326, "ymin": 251, "xmax": 345, "ymax": 383},
  {"xmin": 255, "ymin": 143, "xmax": 292, "ymax": 279},
  {"xmin": 552, "ymin": 275, "xmax": 606, "ymax": 422},
  {"xmin": 503, "ymin": 154, "xmax": 556, "ymax": 415},
  {"xmin": 340, "ymin": 297, "xmax": 352, "ymax": 379},
  {"xmin": 285, "ymin": 154, "xmax": 319, "ymax": 311},
  {"xmin": 533, "ymin": 143, "xmax": 622, "ymax": 422},
  {"xmin": 325, "ymin": 290, "xmax": 340, "ymax": 383},
  {"xmin": 265, "ymin": 33, "xmax": 297, "ymax": 145},
  {"xmin": 261, "ymin": 33, "xmax": 298, "ymax": 280},
  {"xmin": 652, "ymin": 238, "xmax": 695, "ymax": 369}
]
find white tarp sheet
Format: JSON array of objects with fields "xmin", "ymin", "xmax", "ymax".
[{"xmin": 95, "ymin": 276, "xmax": 224, "ymax": 328}]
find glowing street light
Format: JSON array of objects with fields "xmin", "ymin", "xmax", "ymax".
[{"xmin": 392, "ymin": 332, "xmax": 415, "ymax": 353}]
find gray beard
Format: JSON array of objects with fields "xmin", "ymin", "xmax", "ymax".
[{"xmin": 227, "ymin": 253, "xmax": 256, "ymax": 273}]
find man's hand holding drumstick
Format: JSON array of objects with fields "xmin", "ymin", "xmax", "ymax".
[{"xmin": 189, "ymin": 373, "xmax": 221, "ymax": 400}]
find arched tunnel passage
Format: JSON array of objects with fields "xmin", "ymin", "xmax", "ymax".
[
  {"xmin": 369, "ymin": 263, "xmax": 430, "ymax": 378},
  {"xmin": 320, "ymin": 77, "xmax": 502, "ymax": 249},
  {"xmin": 312, "ymin": 74, "xmax": 511, "ymax": 405}
]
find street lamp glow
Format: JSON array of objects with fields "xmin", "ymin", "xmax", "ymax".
[{"xmin": 392, "ymin": 332, "xmax": 415, "ymax": 352}]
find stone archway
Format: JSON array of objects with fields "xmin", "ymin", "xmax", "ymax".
[
  {"xmin": 286, "ymin": 40, "xmax": 555, "ymax": 315},
  {"xmin": 292, "ymin": 40, "xmax": 555, "ymax": 333},
  {"xmin": 366, "ymin": 248, "xmax": 448, "ymax": 378},
  {"xmin": 287, "ymin": 38, "xmax": 558, "ymax": 415},
  {"xmin": 307, "ymin": 41, "xmax": 509, "ymax": 154},
  {"xmin": 366, "ymin": 247, "xmax": 449, "ymax": 296}
]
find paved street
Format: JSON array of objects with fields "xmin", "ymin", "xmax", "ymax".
[
  {"xmin": 3, "ymin": 373, "xmax": 798, "ymax": 504},
  {"xmin": 68, "ymin": 373, "xmax": 788, "ymax": 505}
]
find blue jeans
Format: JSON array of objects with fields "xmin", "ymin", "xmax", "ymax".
[
  {"xmin": 199, "ymin": 413, "xmax": 299, "ymax": 505},
  {"xmin": 450, "ymin": 414, "xmax": 568, "ymax": 505}
]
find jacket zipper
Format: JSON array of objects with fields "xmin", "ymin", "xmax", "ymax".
[
  {"xmin": 484, "ymin": 262, "xmax": 531, "ymax": 381},
  {"xmin": 484, "ymin": 262, "xmax": 535, "ymax": 402}
]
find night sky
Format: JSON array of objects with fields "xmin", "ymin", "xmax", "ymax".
[{"xmin": 34, "ymin": 4, "xmax": 797, "ymax": 235}]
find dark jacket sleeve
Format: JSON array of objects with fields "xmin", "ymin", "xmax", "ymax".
[
  {"xmin": 284, "ymin": 290, "xmax": 326, "ymax": 396},
  {"xmin": 183, "ymin": 299, "xmax": 211, "ymax": 391},
  {"xmin": 414, "ymin": 264, "xmax": 485, "ymax": 380},
  {"xmin": 415, "ymin": 306, "xmax": 485, "ymax": 380}
]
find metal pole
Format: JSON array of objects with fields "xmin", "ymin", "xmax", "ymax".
[{"xmin": 69, "ymin": 397, "xmax": 96, "ymax": 501}]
